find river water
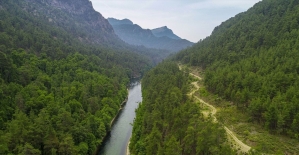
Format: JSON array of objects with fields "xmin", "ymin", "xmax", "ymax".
[{"xmin": 98, "ymin": 81, "xmax": 142, "ymax": 155}]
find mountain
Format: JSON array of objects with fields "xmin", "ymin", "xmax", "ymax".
[
  {"xmin": 19, "ymin": 0, "xmax": 170, "ymax": 64},
  {"xmin": 108, "ymin": 18, "xmax": 133, "ymax": 26},
  {"xmin": 175, "ymin": 0, "xmax": 299, "ymax": 152},
  {"xmin": 24, "ymin": 0, "xmax": 118, "ymax": 45},
  {"xmin": 0, "ymin": 0, "xmax": 156, "ymax": 154},
  {"xmin": 152, "ymin": 26, "xmax": 181, "ymax": 40},
  {"xmin": 107, "ymin": 18, "xmax": 194, "ymax": 52}
]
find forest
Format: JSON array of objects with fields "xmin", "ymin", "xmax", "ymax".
[
  {"xmin": 130, "ymin": 62, "xmax": 235, "ymax": 155},
  {"xmin": 175, "ymin": 0, "xmax": 299, "ymax": 138},
  {"xmin": 0, "ymin": 0, "xmax": 153, "ymax": 154},
  {"xmin": 4, "ymin": 0, "xmax": 299, "ymax": 154}
]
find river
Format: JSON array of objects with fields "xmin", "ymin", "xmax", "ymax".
[{"xmin": 98, "ymin": 81, "xmax": 142, "ymax": 155}]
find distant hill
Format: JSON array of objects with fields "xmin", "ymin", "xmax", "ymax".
[
  {"xmin": 108, "ymin": 18, "xmax": 194, "ymax": 52},
  {"xmin": 152, "ymin": 26, "xmax": 181, "ymax": 40},
  {"xmin": 108, "ymin": 18, "xmax": 133, "ymax": 26}
]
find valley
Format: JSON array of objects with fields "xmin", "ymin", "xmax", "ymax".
[{"xmin": 1, "ymin": 0, "xmax": 299, "ymax": 154}]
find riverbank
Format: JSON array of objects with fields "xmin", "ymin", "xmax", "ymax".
[
  {"xmin": 126, "ymin": 139, "xmax": 130, "ymax": 155},
  {"xmin": 110, "ymin": 90, "xmax": 129, "ymax": 127},
  {"xmin": 95, "ymin": 89, "xmax": 129, "ymax": 155},
  {"xmin": 96, "ymin": 82, "xmax": 142, "ymax": 155}
]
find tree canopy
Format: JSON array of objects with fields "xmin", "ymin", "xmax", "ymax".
[
  {"xmin": 174, "ymin": 0, "xmax": 299, "ymax": 138},
  {"xmin": 130, "ymin": 62, "xmax": 234, "ymax": 155},
  {"xmin": 0, "ymin": 0, "xmax": 153, "ymax": 154}
]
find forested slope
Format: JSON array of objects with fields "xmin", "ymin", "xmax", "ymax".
[
  {"xmin": 175, "ymin": 0, "xmax": 299, "ymax": 138},
  {"xmin": 0, "ymin": 0, "xmax": 151, "ymax": 154},
  {"xmin": 130, "ymin": 62, "xmax": 234, "ymax": 155},
  {"xmin": 20, "ymin": 0, "xmax": 169, "ymax": 64}
]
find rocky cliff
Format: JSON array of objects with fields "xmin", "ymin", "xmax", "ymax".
[{"xmin": 23, "ymin": 0, "xmax": 118, "ymax": 44}]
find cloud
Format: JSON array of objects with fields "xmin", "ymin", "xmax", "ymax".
[{"xmin": 187, "ymin": 0, "xmax": 260, "ymax": 10}]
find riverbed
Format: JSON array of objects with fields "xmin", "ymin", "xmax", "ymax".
[{"xmin": 98, "ymin": 81, "xmax": 142, "ymax": 155}]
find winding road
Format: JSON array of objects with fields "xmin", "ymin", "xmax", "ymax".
[{"xmin": 181, "ymin": 65, "xmax": 251, "ymax": 153}]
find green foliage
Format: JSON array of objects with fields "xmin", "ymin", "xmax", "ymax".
[
  {"xmin": 0, "ymin": 49, "xmax": 133, "ymax": 154},
  {"xmin": 130, "ymin": 62, "xmax": 234, "ymax": 155},
  {"xmin": 175, "ymin": 0, "xmax": 299, "ymax": 137},
  {"xmin": 0, "ymin": 0, "xmax": 154, "ymax": 154}
]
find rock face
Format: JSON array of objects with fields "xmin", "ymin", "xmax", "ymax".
[
  {"xmin": 108, "ymin": 18, "xmax": 194, "ymax": 52},
  {"xmin": 152, "ymin": 26, "xmax": 181, "ymax": 40},
  {"xmin": 24, "ymin": 0, "xmax": 118, "ymax": 44},
  {"xmin": 15, "ymin": 0, "xmax": 174, "ymax": 64},
  {"xmin": 41, "ymin": 0, "xmax": 94, "ymax": 14}
]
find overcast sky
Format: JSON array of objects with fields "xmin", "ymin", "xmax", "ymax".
[{"xmin": 90, "ymin": 0, "xmax": 261, "ymax": 42}]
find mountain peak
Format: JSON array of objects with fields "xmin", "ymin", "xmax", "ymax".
[
  {"xmin": 24, "ymin": 0, "xmax": 117, "ymax": 43},
  {"xmin": 152, "ymin": 26, "xmax": 181, "ymax": 40},
  {"xmin": 108, "ymin": 18, "xmax": 133, "ymax": 26},
  {"xmin": 108, "ymin": 18, "xmax": 193, "ymax": 52}
]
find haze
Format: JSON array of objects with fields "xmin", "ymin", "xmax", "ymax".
[{"xmin": 90, "ymin": 0, "xmax": 261, "ymax": 42}]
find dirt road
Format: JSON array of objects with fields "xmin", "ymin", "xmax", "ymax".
[{"xmin": 185, "ymin": 65, "xmax": 251, "ymax": 153}]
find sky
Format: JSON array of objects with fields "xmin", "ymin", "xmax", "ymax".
[{"xmin": 90, "ymin": 0, "xmax": 261, "ymax": 42}]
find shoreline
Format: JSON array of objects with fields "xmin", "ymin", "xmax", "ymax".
[
  {"xmin": 95, "ymin": 89, "xmax": 129, "ymax": 155},
  {"xmin": 126, "ymin": 137, "xmax": 131, "ymax": 155},
  {"xmin": 110, "ymin": 91, "xmax": 129, "ymax": 127}
]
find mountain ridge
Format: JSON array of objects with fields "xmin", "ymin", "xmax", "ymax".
[
  {"xmin": 107, "ymin": 18, "xmax": 133, "ymax": 25},
  {"xmin": 152, "ymin": 26, "xmax": 181, "ymax": 40},
  {"xmin": 108, "ymin": 18, "xmax": 194, "ymax": 52},
  {"xmin": 24, "ymin": 0, "xmax": 118, "ymax": 44},
  {"xmin": 19, "ymin": 0, "xmax": 173, "ymax": 64}
]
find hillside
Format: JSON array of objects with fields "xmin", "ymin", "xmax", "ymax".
[
  {"xmin": 24, "ymin": 0, "xmax": 118, "ymax": 45},
  {"xmin": 0, "ymin": 0, "xmax": 152, "ymax": 154},
  {"xmin": 108, "ymin": 18, "xmax": 194, "ymax": 52},
  {"xmin": 23, "ymin": 0, "xmax": 171, "ymax": 64},
  {"xmin": 175, "ymin": 0, "xmax": 299, "ymax": 141},
  {"xmin": 130, "ymin": 62, "xmax": 235, "ymax": 155}
]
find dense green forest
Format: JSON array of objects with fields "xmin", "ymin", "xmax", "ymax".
[
  {"xmin": 0, "ymin": 0, "xmax": 153, "ymax": 154},
  {"xmin": 130, "ymin": 62, "xmax": 235, "ymax": 155},
  {"xmin": 175, "ymin": 0, "xmax": 299, "ymax": 138}
]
